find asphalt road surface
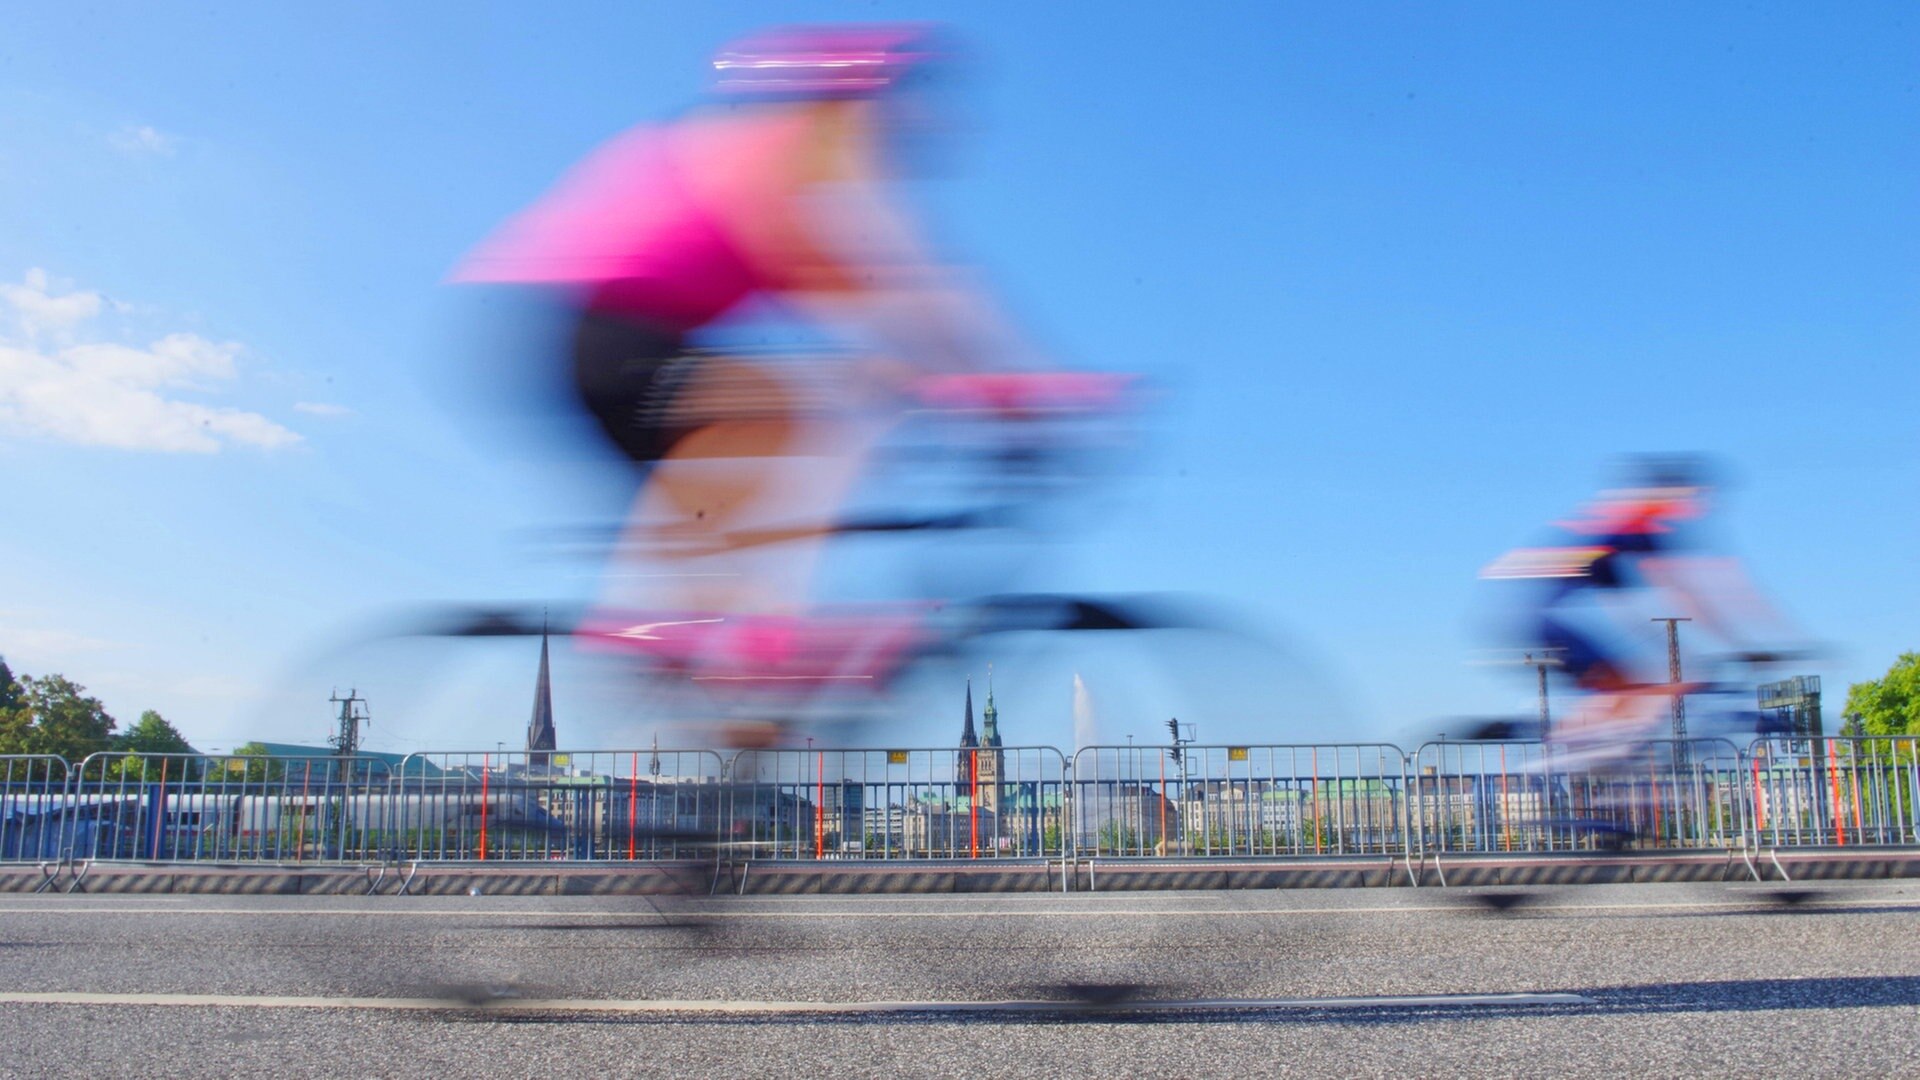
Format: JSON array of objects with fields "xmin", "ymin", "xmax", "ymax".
[{"xmin": 1, "ymin": 881, "xmax": 1916, "ymax": 1077}]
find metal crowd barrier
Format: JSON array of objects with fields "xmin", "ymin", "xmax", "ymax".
[
  {"xmin": 70, "ymin": 753, "xmax": 399, "ymax": 863},
  {"xmin": 1410, "ymin": 738, "xmax": 1750, "ymax": 854},
  {"xmin": 1748, "ymin": 736, "xmax": 1920, "ymax": 848},
  {"xmin": 0, "ymin": 755, "xmax": 72, "ymax": 864},
  {"xmin": 5, "ymin": 738, "xmax": 1917, "ymax": 871},
  {"xmin": 394, "ymin": 749, "xmax": 730, "ymax": 861},
  {"xmin": 726, "ymin": 745, "xmax": 1070, "ymax": 859},
  {"xmin": 1070, "ymin": 744, "xmax": 1410, "ymax": 857}
]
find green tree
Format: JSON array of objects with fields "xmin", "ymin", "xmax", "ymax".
[
  {"xmin": 11, "ymin": 673, "xmax": 117, "ymax": 762},
  {"xmin": 113, "ymin": 710, "xmax": 198, "ymax": 755},
  {"xmin": 1844, "ymin": 653, "xmax": 1920, "ymax": 738},
  {"xmin": 1096, "ymin": 821, "xmax": 1140, "ymax": 853},
  {"xmin": 204, "ymin": 742, "xmax": 286, "ymax": 783},
  {"xmin": 1296, "ymin": 817, "xmax": 1331, "ymax": 851},
  {"xmin": 0, "ymin": 658, "xmax": 28, "ymax": 753},
  {"xmin": 1042, "ymin": 821, "xmax": 1062, "ymax": 853},
  {"xmin": 1205, "ymin": 823, "xmax": 1239, "ymax": 854},
  {"xmin": 0, "ymin": 657, "xmax": 22, "ymax": 711},
  {"xmin": 102, "ymin": 710, "xmax": 201, "ymax": 781}
]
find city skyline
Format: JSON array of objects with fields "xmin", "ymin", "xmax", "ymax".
[{"xmin": 1, "ymin": 4, "xmax": 1912, "ymax": 753}]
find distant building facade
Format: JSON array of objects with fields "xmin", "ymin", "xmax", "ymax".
[{"xmin": 895, "ymin": 675, "xmax": 1065, "ymax": 855}]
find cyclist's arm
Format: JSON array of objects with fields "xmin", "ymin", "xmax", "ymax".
[
  {"xmin": 1640, "ymin": 555, "xmax": 1795, "ymax": 649},
  {"xmin": 770, "ymin": 101, "xmax": 1045, "ymax": 374}
]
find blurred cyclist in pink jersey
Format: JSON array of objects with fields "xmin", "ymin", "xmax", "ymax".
[
  {"xmin": 452, "ymin": 26, "xmax": 1140, "ymax": 745},
  {"xmin": 455, "ymin": 25, "xmax": 1073, "ymax": 620}
]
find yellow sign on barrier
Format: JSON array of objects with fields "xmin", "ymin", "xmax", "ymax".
[
  {"xmin": 1228, "ymin": 747, "xmax": 1249, "ymax": 762},
  {"xmin": 887, "ymin": 750, "xmax": 910, "ymax": 765}
]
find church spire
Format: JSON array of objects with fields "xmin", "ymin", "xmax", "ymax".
[
  {"xmin": 526, "ymin": 621, "xmax": 557, "ymax": 767},
  {"xmin": 982, "ymin": 666, "xmax": 1001, "ymax": 748},
  {"xmin": 960, "ymin": 677, "xmax": 978, "ymax": 748},
  {"xmin": 958, "ymin": 677, "xmax": 979, "ymax": 797}
]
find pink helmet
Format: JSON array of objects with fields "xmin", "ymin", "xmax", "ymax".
[{"xmin": 711, "ymin": 24, "xmax": 949, "ymax": 99}]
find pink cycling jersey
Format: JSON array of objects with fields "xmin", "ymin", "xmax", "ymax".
[
  {"xmin": 576, "ymin": 606, "xmax": 936, "ymax": 685},
  {"xmin": 453, "ymin": 113, "xmax": 816, "ymax": 329}
]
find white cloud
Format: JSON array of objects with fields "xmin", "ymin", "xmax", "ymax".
[
  {"xmin": 94, "ymin": 669, "xmax": 255, "ymax": 705},
  {"xmin": 293, "ymin": 401, "xmax": 352, "ymax": 418},
  {"xmin": 109, "ymin": 124, "xmax": 176, "ymax": 157},
  {"xmin": 0, "ymin": 269, "xmax": 300, "ymax": 453},
  {"xmin": 0, "ymin": 610, "xmax": 257, "ymax": 743},
  {"xmin": 0, "ymin": 623, "xmax": 126, "ymax": 659},
  {"xmin": 0, "ymin": 268, "xmax": 102, "ymax": 338}
]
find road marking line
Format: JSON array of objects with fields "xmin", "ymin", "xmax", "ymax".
[{"xmin": 0, "ymin": 990, "xmax": 1592, "ymax": 1015}]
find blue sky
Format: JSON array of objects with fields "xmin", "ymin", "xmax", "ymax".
[{"xmin": 1, "ymin": 3, "xmax": 1913, "ymax": 754}]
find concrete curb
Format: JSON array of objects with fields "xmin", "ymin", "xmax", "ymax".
[
  {"xmin": 7, "ymin": 850, "xmax": 1919, "ymax": 895},
  {"xmin": 730, "ymin": 863, "xmax": 1059, "ymax": 895},
  {"xmin": 1405, "ymin": 855, "xmax": 1741, "ymax": 888}
]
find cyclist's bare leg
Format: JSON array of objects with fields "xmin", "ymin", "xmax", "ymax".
[{"xmin": 602, "ymin": 355, "xmax": 896, "ymax": 615}]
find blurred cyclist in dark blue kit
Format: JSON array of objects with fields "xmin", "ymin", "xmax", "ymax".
[{"xmin": 1482, "ymin": 456, "xmax": 1800, "ymax": 766}]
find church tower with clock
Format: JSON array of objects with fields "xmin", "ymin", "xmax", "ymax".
[{"xmin": 976, "ymin": 672, "xmax": 1004, "ymax": 815}]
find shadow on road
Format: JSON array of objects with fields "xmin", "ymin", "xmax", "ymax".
[
  {"xmin": 427, "ymin": 975, "xmax": 1920, "ymax": 1028},
  {"xmin": 1455, "ymin": 887, "xmax": 1920, "ymax": 921}
]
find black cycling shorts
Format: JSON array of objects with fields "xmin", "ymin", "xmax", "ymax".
[{"xmin": 570, "ymin": 311, "xmax": 701, "ymax": 467}]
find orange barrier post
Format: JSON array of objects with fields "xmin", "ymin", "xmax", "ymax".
[
  {"xmin": 970, "ymin": 750, "xmax": 980, "ymax": 859},
  {"xmin": 1312, "ymin": 748, "xmax": 1323, "ymax": 855},
  {"xmin": 479, "ymin": 754, "xmax": 490, "ymax": 860},
  {"xmin": 1850, "ymin": 763, "xmax": 1864, "ymax": 837},
  {"xmin": 1752, "ymin": 755, "xmax": 1767, "ymax": 832},
  {"xmin": 1650, "ymin": 761, "xmax": 1662, "ymax": 844},
  {"xmin": 1157, "ymin": 752, "xmax": 1166, "ymax": 856},
  {"xmin": 294, "ymin": 761, "xmax": 311, "ymax": 863},
  {"xmin": 1827, "ymin": 741, "xmax": 1846, "ymax": 846},
  {"xmin": 1498, "ymin": 746, "xmax": 1512, "ymax": 852},
  {"xmin": 815, "ymin": 752, "xmax": 825, "ymax": 860},
  {"xmin": 150, "ymin": 758, "xmax": 171, "ymax": 860}
]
